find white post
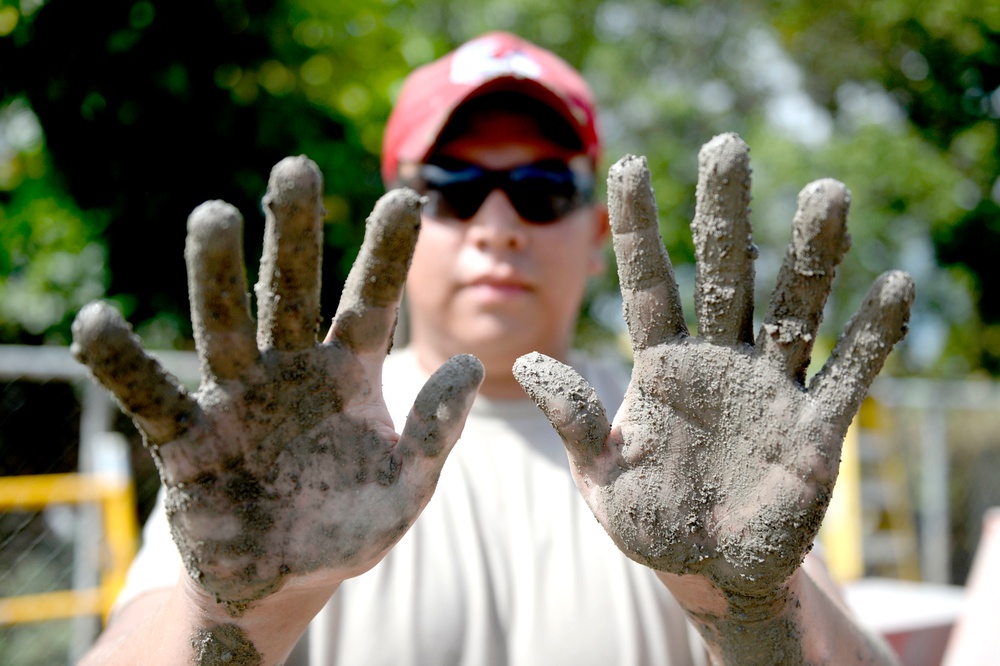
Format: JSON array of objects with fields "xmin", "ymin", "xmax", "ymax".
[
  {"xmin": 68, "ymin": 383, "xmax": 115, "ymax": 664},
  {"xmin": 920, "ymin": 404, "xmax": 950, "ymax": 584}
]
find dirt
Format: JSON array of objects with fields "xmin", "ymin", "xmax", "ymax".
[
  {"xmin": 515, "ymin": 144, "xmax": 914, "ymax": 664},
  {"xmin": 73, "ymin": 141, "xmax": 913, "ymax": 663},
  {"xmin": 191, "ymin": 624, "xmax": 262, "ymax": 666},
  {"xmin": 254, "ymin": 156, "xmax": 326, "ymax": 352},
  {"xmin": 758, "ymin": 177, "xmax": 852, "ymax": 382},
  {"xmin": 604, "ymin": 149, "xmax": 686, "ymax": 351},
  {"xmin": 184, "ymin": 199, "xmax": 258, "ymax": 382},
  {"xmin": 72, "ymin": 157, "xmax": 488, "ymax": 662},
  {"xmin": 692, "ymin": 133, "xmax": 756, "ymax": 346},
  {"xmin": 70, "ymin": 301, "xmax": 195, "ymax": 447},
  {"xmin": 513, "ymin": 352, "xmax": 611, "ymax": 469},
  {"xmin": 328, "ymin": 186, "xmax": 425, "ymax": 353}
]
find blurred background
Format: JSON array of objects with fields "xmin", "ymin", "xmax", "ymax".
[{"xmin": 0, "ymin": 0, "xmax": 997, "ymax": 663}]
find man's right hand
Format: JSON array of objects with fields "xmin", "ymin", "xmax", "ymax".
[{"xmin": 71, "ymin": 156, "xmax": 483, "ymax": 612}]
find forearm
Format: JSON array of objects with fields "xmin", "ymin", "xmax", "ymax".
[
  {"xmin": 80, "ymin": 574, "xmax": 339, "ymax": 666},
  {"xmin": 657, "ymin": 568, "xmax": 899, "ymax": 666}
]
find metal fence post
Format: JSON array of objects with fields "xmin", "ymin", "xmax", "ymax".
[
  {"xmin": 920, "ymin": 404, "xmax": 950, "ymax": 584},
  {"xmin": 69, "ymin": 382, "xmax": 114, "ymax": 664}
]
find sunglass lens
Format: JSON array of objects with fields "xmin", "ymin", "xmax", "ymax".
[
  {"xmin": 418, "ymin": 164, "xmax": 491, "ymax": 220},
  {"xmin": 507, "ymin": 165, "xmax": 579, "ymax": 223},
  {"xmin": 435, "ymin": 181, "xmax": 491, "ymax": 220},
  {"xmin": 416, "ymin": 161, "xmax": 589, "ymax": 223}
]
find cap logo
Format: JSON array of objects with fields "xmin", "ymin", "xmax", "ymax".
[{"xmin": 450, "ymin": 37, "xmax": 542, "ymax": 85}]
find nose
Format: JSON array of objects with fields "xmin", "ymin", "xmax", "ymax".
[{"xmin": 468, "ymin": 189, "xmax": 528, "ymax": 251}]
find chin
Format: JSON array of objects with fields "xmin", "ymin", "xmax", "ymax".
[
  {"xmin": 459, "ymin": 329, "xmax": 534, "ymax": 360},
  {"xmin": 445, "ymin": 311, "xmax": 566, "ymax": 359}
]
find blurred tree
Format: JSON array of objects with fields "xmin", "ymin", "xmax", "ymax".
[
  {"xmin": 407, "ymin": 0, "xmax": 978, "ymax": 376},
  {"xmin": 0, "ymin": 3, "xmax": 996, "ymax": 635},
  {"xmin": 0, "ymin": 0, "xmax": 392, "ymax": 346},
  {"xmin": 760, "ymin": 1, "xmax": 1000, "ymax": 372},
  {"xmin": 0, "ymin": 98, "xmax": 109, "ymax": 344},
  {"xmin": 1, "ymin": 0, "xmax": 995, "ymax": 377}
]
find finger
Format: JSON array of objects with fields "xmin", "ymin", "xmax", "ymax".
[
  {"xmin": 71, "ymin": 301, "xmax": 197, "ymax": 445},
  {"xmin": 185, "ymin": 201, "xmax": 258, "ymax": 381},
  {"xmin": 398, "ymin": 354, "xmax": 484, "ymax": 479},
  {"xmin": 608, "ymin": 155, "xmax": 687, "ymax": 352},
  {"xmin": 691, "ymin": 133, "xmax": 756, "ymax": 346},
  {"xmin": 512, "ymin": 352, "xmax": 614, "ymax": 475},
  {"xmin": 256, "ymin": 156, "xmax": 326, "ymax": 351},
  {"xmin": 758, "ymin": 179, "xmax": 852, "ymax": 382},
  {"xmin": 810, "ymin": 271, "xmax": 914, "ymax": 422},
  {"xmin": 328, "ymin": 188, "xmax": 422, "ymax": 354}
]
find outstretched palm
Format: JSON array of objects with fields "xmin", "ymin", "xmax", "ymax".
[
  {"xmin": 515, "ymin": 134, "xmax": 913, "ymax": 604},
  {"xmin": 72, "ymin": 157, "xmax": 483, "ymax": 609}
]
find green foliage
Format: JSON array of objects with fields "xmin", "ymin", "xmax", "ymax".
[
  {"xmin": 1, "ymin": 0, "xmax": 996, "ymax": 375},
  {"xmin": 0, "ymin": 100, "xmax": 109, "ymax": 344},
  {"xmin": 0, "ymin": 176, "xmax": 109, "ymax": 344},
  {"xmin": 1, "ymin": 0, "xmax": 388, "ymax": 347},
  {"xmin": 760, "ymin": 0, "xmax": 1000, "ymax": 373}
]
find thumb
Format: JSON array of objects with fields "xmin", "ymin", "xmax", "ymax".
[
  {"xmin": 513, "ymin": 352, "xmax": 613, "ymax": 472},
  {"xmin": 399, "ymin": 354, "xmax": 484, "ymax": 467}
]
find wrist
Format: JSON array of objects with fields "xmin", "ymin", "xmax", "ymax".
[
  {"xmin": 178, "ymin": 570, "xmax": 341, "ymax": 664},
  {"xmin": 654, "ymin": 567, "xmax": 798, "ymax": 622},
  {"xmin": 656, "ymin": 569, "xmax": 812, "ymax": 665}
]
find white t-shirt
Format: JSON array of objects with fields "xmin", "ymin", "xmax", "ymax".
[{"xmin": 117, "ymin": 348, "xmax": 702, "ymax": 665}]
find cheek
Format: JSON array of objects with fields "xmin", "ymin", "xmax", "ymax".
[
  {"xmin": 535, "ymin": 228, "xmax": 595, "ymax": 310},
  {"xmin": 537, "ymin": 226, "xmax": 596, "ymax": 282},
  {"xmin": 407, "ymin": 221, "xmax": 461, "ymax": 301}
]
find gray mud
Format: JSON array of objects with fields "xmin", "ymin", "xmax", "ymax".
[
  {"xmin": 692, "ymin": 133, "xmax": 756, "ymax": 346},
  {"xmin": 71, "ymin": 301, "xmax": 195, "ymax": 446},
  {"xmin": 758, "ymin": 179, "xmax": 852, "ymax": 382},
  {"xmin": 330, "ymin": 188, "xmax": 423, "ymax": 353},
  {"xmin": 520, "ymin": 141, "xmax": 914, "ymax": 664},
  {"xmin": 191, "ymin": 624, "xmax": 262, "ymax": 666},
  {"xmin": 255, "ymin": 156, "xmax": 326, "ymax": 352},
  {"xmin": 72, "ymin": 159, "xmax": 487, "ymax": 649},
  {"xmin": 606, "ymin": 155, "xmax": 687, "ymax": 351},
  {"xmin": 512, "ymin": 352, "xmax": 610, "ymax": 469}
]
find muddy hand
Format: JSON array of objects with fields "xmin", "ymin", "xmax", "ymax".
[
  {"xmin": 514, "ymin": 134, "xmax": 913, "ymax": 604},
  {"xmin": 71, "ymin": 157, "xmax": 483, "ymax": 609}
]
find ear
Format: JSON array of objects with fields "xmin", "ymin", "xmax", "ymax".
[{"xmin": 588, "ymin": 202, "xmax": 610, "ymax": 276}]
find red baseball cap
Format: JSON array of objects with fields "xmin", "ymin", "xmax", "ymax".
[{"xmin": 381, "ymin": 31, "xmax": 601, "ymax": 186}]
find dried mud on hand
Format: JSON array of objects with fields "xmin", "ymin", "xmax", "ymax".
[
  {"xmin": 516, "ymin": 139, "xmax": 914, "ymax": 625},
  {"xmin": 71, "ymin": 157, "xmax": 483, "ymax": 617}
]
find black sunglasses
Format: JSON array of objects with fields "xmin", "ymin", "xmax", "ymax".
[{"xmin": 403, "ymin": 159, "xmax": 594, "ymax": 224}]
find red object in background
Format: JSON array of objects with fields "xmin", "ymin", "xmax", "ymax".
[{"xmin": 942, "ymin": 508, "xmax": 1000, "ymax": 666}]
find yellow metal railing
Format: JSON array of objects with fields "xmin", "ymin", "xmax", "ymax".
[{"xmin": 0, "ymin": 472, "xmax": 138, "ymax": 625}]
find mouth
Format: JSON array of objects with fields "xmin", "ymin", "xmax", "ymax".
[{"xmin": 466, "ymin": 276, "xmax": 533, "ymax": 300}]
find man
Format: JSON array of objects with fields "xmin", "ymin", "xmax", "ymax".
[{"xmin": 74, "ymin": 32, "xmax": 912, "ymax": 664}]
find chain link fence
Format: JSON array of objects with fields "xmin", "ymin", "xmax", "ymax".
[{"xmin": 0, "ymin": 346, "xmax": 195, "ymax": 666}]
